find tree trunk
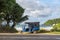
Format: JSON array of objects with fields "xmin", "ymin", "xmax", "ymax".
[
  {"xmin": 7, "ymin": 21, "xmax": 9, "ymax": 27},
  {"xmin": 11, "ymin": 22, "xmax": 16, "ymax": 28},
  {"xmin": 4, "ymin": 21, "xmax": 10, "ymax": 32}
]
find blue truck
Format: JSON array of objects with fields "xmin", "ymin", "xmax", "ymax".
[{"xmin": 22, "ymin": 22, "xmax": 40, "ymax": 33}]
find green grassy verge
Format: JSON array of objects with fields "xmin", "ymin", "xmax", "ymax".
[{"xmin": 50, "ymin": 32, "xmax": 60, "ymax": 34}]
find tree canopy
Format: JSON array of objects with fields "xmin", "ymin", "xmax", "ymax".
[
  {"xmin": 44, "ymin": 18, "xmax": 60, "ymax": 26},
  {"xmin": 0, "ymin": 0, "xmax": 15, "ymax": 12}
]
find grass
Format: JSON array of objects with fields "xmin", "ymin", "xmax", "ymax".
[{"xmin": 50, "ymin": 32, "xmax": 60, "ymax": 34}]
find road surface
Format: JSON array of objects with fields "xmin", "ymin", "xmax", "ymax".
[{"xmin": 0, "ymin": 34, "xmax": 60, "ymax": 40}]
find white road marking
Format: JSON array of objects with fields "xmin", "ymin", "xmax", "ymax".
[{"xmin": 56, "ymin": 38, "xmax": 60, "ymax": 39}]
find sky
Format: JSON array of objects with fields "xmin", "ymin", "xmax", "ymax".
[{"xmin": 16, "ymin": 0, "xmax": 60, "ymax": 24}]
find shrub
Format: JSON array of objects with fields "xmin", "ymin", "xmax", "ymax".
[
  {"xmin": 0, "ymin": 26, "xmax": 18, "ymax": 33},
  {"xmin": 10, "ymin": 28, "xmax": 18, "ymax": 33},
  {"xmin": 51, "ymin": 28, "xmax": 60, "ymax": 32},
  {"xmin": 51, "ymin": 23, "xmax": 60, "ymax": 32}
]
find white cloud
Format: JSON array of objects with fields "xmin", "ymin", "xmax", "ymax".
[
  {"xmin": 16, "ymin": 0, "xmax": 60, "ymax": 24},
  {"xmin": 16, "ymin": 0, "xmax": 60, "ymax": 17},
  {"xmin": 16, "ymin": 0, "xmax": 60, "ymax": 18},
  {"xmin": 25, "ymin": 7, "xmax": 52, "ymax": 17},
  {"xmin": 16, "ymin": 0, "xmax": 51, "ymax": 17}
]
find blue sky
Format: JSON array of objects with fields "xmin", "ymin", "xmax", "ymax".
[{"xmin": 16, "ymin": 0, "xmax": 60, "ymax": 24}]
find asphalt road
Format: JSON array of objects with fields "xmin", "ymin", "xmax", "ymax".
[{"xmin": 0, "ymin": 35, "xmax": 60, "ymax": 40}]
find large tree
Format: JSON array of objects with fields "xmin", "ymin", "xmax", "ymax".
[{"xmin": 0, "ymin": 0, "xmax": 28, "ymax": 28}]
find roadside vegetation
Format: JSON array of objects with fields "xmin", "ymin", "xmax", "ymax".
[
  {"xmin": 51, "ymin": 23, "xmax": 60, "ymax": 32},
  {"xmin": 44, "ymin": 18, "xmax": 60, "ymax": 26},
  {"xmin": 0, "ymin": 26, "xmax": 18, "ymax": 33},
  {"xmin": 44, "ymin": 18, "xmax": 60, "ymax": 33},
  {"xmin": 38, "ymin": 29, "xmax": 50, "ymax": 33}
]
